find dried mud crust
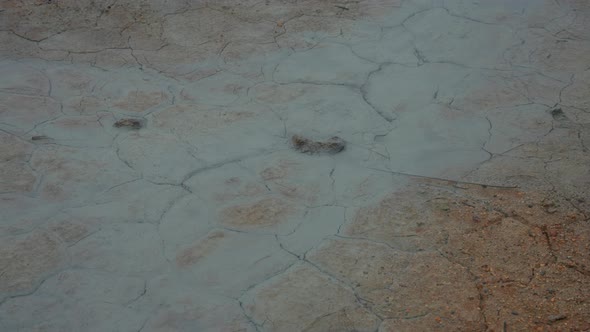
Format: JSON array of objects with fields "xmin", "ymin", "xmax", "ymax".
[
  {"xmin": 0, "ymin": 0, "xmax": 399, "ymax": 64},
  {"xmin": 333, "ymin": 178, "xmax": 590, "ymax": 331}
]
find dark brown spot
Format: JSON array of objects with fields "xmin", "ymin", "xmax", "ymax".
[
  {"xmin": 291, "ymin": 135, "xmax": 345, "ymax": 154},
  {"xmin": 113, "ymin": 118, "xmax": 143, "ymax": 129}
]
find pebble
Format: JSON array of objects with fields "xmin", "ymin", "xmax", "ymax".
[{"xmin": 548, "ymin": 314, "xmax": 567, "ymax": 322}]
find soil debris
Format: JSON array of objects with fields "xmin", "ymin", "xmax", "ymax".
[
  {"xmin": 113, "ymin": 118, "xmax": 143, "ymax": 129},
  {"xmin": 291, "ymin": 135, "xmax": 346, "ymax": 154},
  {"xmin": 550, "ymin": 108, "xmax": 567, "ymax": 121},
  {"xmin": 31, "ymin": 135, "xmax": 50, "ymax": 141}
]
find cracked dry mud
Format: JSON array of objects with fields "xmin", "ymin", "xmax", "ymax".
[{"xmin": 1, "ymin": 0, "xmax": 589, "ymax": 331}]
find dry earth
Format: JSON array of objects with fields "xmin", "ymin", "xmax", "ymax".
[{"xmin": 1, "ymin": 0, "xmax": 589, "ymax": 331}]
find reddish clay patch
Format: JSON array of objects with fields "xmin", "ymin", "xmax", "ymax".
[
  {"xmin": 113, "ymin": 90, "xmax": 169, "ymax": 113},
  {"xmin": 337, "ymin": 178, "xmax": 590, "ymax": 330},
  {"xmin": 221, "ymin": 197, "xmax": 291, "ymax": 229},
  {"xmin": 176, "ymin": 230, "xmax": 226, "ymax": 268}
]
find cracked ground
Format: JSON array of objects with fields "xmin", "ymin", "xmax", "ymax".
[{"xmin": 1, "ymin": 0, "xmax": 590, "ymax": 331}]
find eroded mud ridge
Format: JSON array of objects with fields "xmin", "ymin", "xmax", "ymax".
[{"xmin": 1, "ymin": 0, "xmax": 589, "ymax": 331}]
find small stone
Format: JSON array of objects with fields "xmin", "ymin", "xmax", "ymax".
[
  {"xmin": 542, "ymin": 200, "xmax": 558, "ymax": 214},
  {"xmin": 548, "ymin": 314, "xmax": 567, "ymax": 322}
]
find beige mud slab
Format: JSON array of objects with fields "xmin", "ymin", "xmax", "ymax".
[{"xmin": 1, "ymin": 0, "xmax": 589, "ymax": 331}]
